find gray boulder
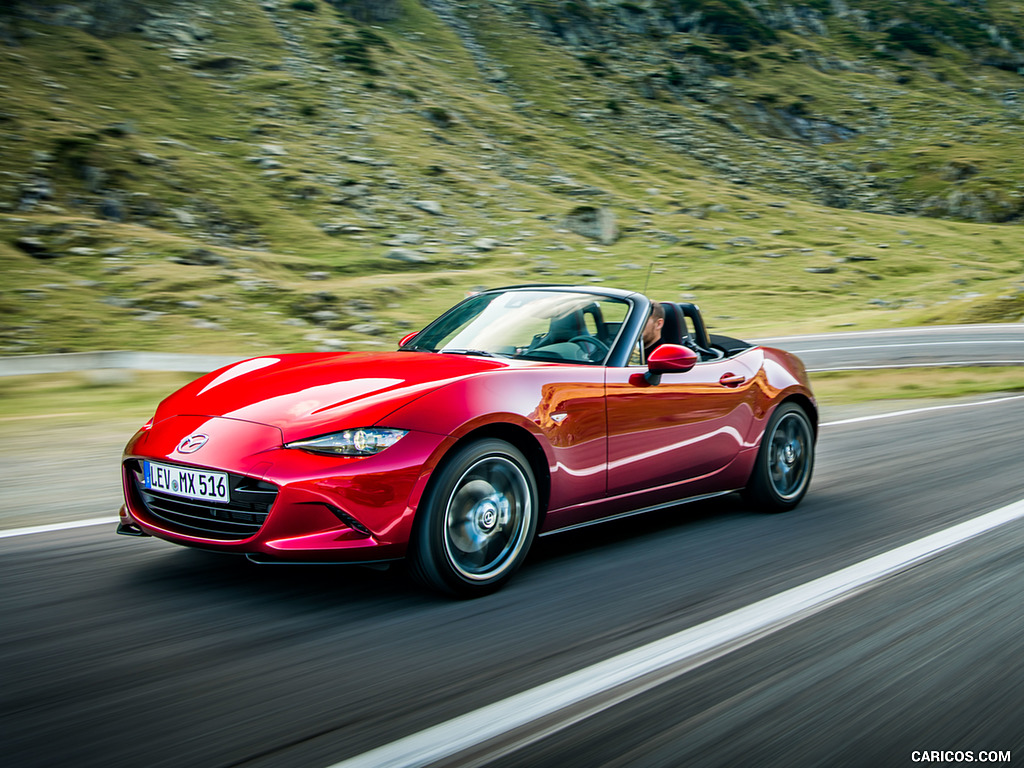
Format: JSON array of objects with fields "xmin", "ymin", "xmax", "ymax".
[{"xmin": 564, "ymin": 206, "xmax": 618, "ymax": 245}]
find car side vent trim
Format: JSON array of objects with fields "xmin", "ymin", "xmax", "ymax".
[{"xmin": 324, "ymin": 503, "xmax": 373, "ymax": 537}]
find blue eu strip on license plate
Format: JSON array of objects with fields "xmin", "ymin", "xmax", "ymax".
[{"xmin": 144, "ymin": 461, "xmax": 230, "ymax": 503}]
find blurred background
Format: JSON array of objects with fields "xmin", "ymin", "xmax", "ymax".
[{"xmin": 1, "ymin": 0, "xmax": 1023, "ymax": 360}]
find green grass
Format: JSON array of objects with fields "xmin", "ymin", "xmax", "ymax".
[
  {"xmin": 0, "ymin": 371, "xmax": 198, "ymax": 424},
  {"xmin": 2, "ymin": 0, "xmax": 1024, "ymax": 356},
  {"xmin": 811, "ymin": 367, "xmax": 1024, "ymax": 405}
]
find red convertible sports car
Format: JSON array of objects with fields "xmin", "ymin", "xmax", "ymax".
[{"xmin": 118, "ymin": 285, "xmax": 816, "ymax": 596}]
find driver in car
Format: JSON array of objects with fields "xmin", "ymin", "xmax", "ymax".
[
  {"xmin": 629, "ymin": 298, "xmax": 665, "ymax": 366},
  {"xmin": 642, "ymin": 299, "xmax": 665, "ymax": 360}
]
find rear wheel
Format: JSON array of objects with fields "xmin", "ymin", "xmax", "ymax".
[
  {"xmin": 744, "ymin": 403, "xmax": 815, "ymax": 513},
  {"xmin": 409, "ymin": 439, "xmax": 538, "ymax": 597}
]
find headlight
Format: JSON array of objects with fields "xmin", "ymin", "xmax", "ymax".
[{"xmin": 285, "ymin": 428, "xmax": 408, "ymax": 457}]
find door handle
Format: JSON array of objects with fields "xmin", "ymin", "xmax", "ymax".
[{"xmin": 719, "ymin": 373, "xmax": 746, "ymax": 388}]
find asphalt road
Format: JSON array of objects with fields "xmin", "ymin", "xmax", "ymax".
[
  {"xmin": 756, "ymin": 323, "xmax": 1024, "ymax": 371},
  {"xmin": 3, "ymin": 392, "xmax": 1023, "ymax": 767}
]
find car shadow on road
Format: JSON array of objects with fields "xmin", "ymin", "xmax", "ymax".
[
  {"xmin": 122, "ymin": 491, "xmax": 802, "ymax": 608},
  {"xmin": 126, "ymin": 544, "xmax": 443, "ymax": 611}
]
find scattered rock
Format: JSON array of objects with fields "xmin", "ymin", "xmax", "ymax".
[
  {"xmin": 14, "ymin": 237, "xmax": 55, "ymax": 259},
  {"xmin": 171, "ymin": 208, "xmax": 196, "ymax": 226},
  {"xmin": 385, "ymin": 248, "xmax": 431, "ymax": 263},
  {"xmin": 564, "ymin": 206, "xmax": 618, "ymax": 245},
  {"xmin": 411, "ymin": 200, "xmax": 444, "ymax": 216},
  {"xmin": 310, "ymin": 310, "xmax": 340, "ymax": 324},
  {"xmin": 249, "ymin": 157, "xmax": 283, "ymax": 169},
  {"xmin": 422, "ymin": 106, "xmax": 457, "ymax": 128},
  {"xmin": 321, "ymin": 222, "xmax": 366, "ymax": 235},
  {"xmin": 96, "ymin": 196, "xmax": 122, "ymax": 221},
  {"xmin": 338, "ymin": 183, "xmax": 370, "ymax": 199},
  {"xmin": 384, "ymin": 233, "xmax": 424, "ymax": 246},
  {"xmin": 318, "ymin": 339, "xmax": 347, "ymax": 351},
  {"xmin": 170, "ymin": 248, "xmax": 230, "ymax": 266},
  {"xmin": 348, "ymin": 323, "xmax": 386, "ymax": 336},
  {"xmin": 135, "ymin": 151, "xmax": 164, "ymax": 166},
  {"xmin": 192, "ymin": 55, "xmax": 249, "ymax": 71},
  {"xmin": 345, "ymin": 154, "xmax": 388, "ymax": 166},
  {"xmin": 101, "ymin": 296, "xmax": 136, "ymax": 308},
  {"xmin": 472, "ymin": 237, "xmax": 501, "ymax": 252},
  {"xmin": 940, "ymin": 160, "xmax": 979, "ymax": 181},
  {"xmin": 192, "ymin": 319, "xmax": 223, "ymax": 330}
]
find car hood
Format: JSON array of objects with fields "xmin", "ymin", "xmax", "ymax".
[{"xmin": 155, "ymin": 352, "xmax": 508, "ymax": 440}]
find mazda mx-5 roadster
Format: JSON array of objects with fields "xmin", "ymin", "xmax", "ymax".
[{"xmin": 118, "ymin": 285, "xmax": 817, "ymax": 596}]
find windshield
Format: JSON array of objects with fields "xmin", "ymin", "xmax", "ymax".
[{"xmin": 406, "ymin": 290, "xmax": 632, "ymax": 364}]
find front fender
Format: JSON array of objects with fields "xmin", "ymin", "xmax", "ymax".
[{"xmin": 382, "ymin": 366, "xmax": 608, "ymax": 513}]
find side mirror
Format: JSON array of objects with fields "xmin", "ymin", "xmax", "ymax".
[
  {"xmin": 399, "ymin": 332, "xmax": 418, "ymax": 348},
  {"xmin": 644, "ymin": 344, "xmax": 697, "ymax": 385}
]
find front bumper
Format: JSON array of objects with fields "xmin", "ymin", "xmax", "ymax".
[{"xmin": 120, "ymin": 415, "xmax": 452, "ymax": 563}]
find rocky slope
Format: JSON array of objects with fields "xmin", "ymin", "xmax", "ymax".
[{"xmin": 1, "ymin": 0, "xmax": 1022, "ymax": 354}]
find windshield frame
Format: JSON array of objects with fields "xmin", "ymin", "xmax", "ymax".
[{"xmin": 401, "ymin": 285, "xmax": 649, "ymax": 367}]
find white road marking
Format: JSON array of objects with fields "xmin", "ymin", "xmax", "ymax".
[
  {"xmin": 821, "ymin": 393, "xmax": 1024, "ymax": 427},
  {"xmin": 329, "ymin": 498, "xmax": 1024, "ymax": 768},
  {"xmin": 0, "ymin": 517, "xmax": 118, "ymax": 539}
]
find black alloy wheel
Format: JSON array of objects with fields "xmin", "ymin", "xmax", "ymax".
[{"xmin": 410, "ymin": 439, "xmax": 539, "ymax": 597}]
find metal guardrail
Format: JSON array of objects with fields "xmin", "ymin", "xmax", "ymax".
[{"xmin": 0, "ymin": 351, "xmax": 243, "ymax": 377}]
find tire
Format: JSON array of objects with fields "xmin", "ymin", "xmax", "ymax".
[
  {"xmin": 409, "ymin": 439, "xmax": 539, "ymax": 597},
  {"xmin": 743, "ymin": 403, "xmax": 815, "ymax": 513}
]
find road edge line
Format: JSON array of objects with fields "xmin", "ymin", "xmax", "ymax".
[{"xmin": 821, "ymin": 393, "xmax": 1024, "ymax": 427}]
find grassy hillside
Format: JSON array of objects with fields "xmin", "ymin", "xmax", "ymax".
[{"xmin": 0, "ymin": 0, "xmax": 1022, "ymax": 355}]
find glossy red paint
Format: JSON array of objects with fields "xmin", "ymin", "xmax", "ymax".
[
  {"xmin": 152, "ymin": 352, "xmax": 505, "ymax": 441},
  {"xmin": 647, "ymin": 343, "xmax": 698, "ymax": 373},
  {"xmin": 119, "ymin": 287, "xmax": 817, "ymax": 581},
  {"xmin": 123, "ymin": 421, "xmax": 453, "ymax": 560}
]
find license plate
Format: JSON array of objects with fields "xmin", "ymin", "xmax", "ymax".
[{"xmin": 145, "ymin": 461, "xmax": 230, "ymax": 504}]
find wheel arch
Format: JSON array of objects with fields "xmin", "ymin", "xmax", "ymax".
[
  {"xmin": 778, "ymin": 392, "xmax": 818, "ymax": 438},
  {"xmin": 430, "ymin": 422, "xmax": 551, "ymax": 526}
]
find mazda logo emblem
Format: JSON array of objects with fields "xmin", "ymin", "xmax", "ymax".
[{"xmin": 177, "ymin": 434, "xmax": 209, "ymax": 454}]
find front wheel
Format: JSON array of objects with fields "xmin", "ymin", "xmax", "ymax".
[
  {"xmin": 743, "ymin": 403, "xmax": 815, "ymax": 513},
  {"xmin": 409, "ymin": 439, "xmax": 539, "ymax": 597}
]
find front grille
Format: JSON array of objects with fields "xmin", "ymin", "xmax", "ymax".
[{"xmin": 126, "ymin": 459, "xmax": 278, "ymax": 541}]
